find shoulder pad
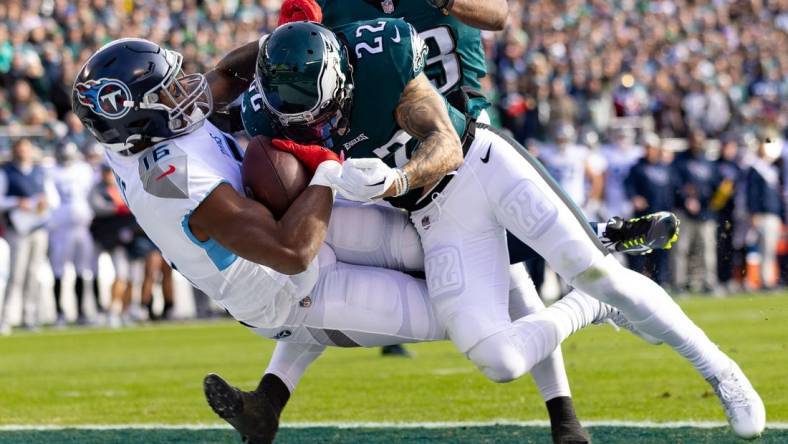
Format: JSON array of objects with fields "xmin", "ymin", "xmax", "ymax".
[{"xmin": 137, "ymin": 143, "xmax": 189, "ymax": 199}]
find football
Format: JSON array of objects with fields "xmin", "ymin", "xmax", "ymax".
[{"xmin": 242, "ymin": 136, "xmax": 310, "ymax": 219}]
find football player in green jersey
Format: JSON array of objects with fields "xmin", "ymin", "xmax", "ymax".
[
  {"xmin": 216, "ymin": 20, "xmax": 594, "ymax": 444},
  {"xmin": 312, "ymin": 2, "xmax": 595, "ymax": 440},
  {"xmin": 201, "ymin": 18, "xmax": 762, "ymax": 444},
  {"xmin": 213, "ymin": 3, "xmax": 676, "ymax": 442}
]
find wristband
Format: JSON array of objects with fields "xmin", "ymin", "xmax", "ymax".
[{"xmin": 393, "ymin": 168, "xmax": 410, "ymax": 197}]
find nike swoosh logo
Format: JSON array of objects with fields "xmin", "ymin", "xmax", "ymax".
[
  {"xmin": 480, "ymin": 144, "xmax": 492, "ymax": 163},
  {"xmin": 391, "ymin": 26, "xmax": 401, "ymax": 43},
  {"xmin": 370, "ymin": 179, "xmax": 386, "ymax": 186},
  {"xmin": 155, "ymin": 164, "xmax": 176, "ymax": 181}
]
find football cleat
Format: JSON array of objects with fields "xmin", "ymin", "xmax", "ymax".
[
  {"xmin": 381, "ymin": 344, "xmax": 412, "ymax": 358},
  {"xmin": 203, "ymin": 374, "xmax": 279, "ymax": 444},
  {"xmin": 603, "ymin": 211, "xmax": 680, "ymax": 255},
  {"xmin": 553, "ymin": 422, "xmax": 592, "ymax": 444},
  {"xmin": 707, "ymin": 362, "xmax": 766, "ymax": 439}
]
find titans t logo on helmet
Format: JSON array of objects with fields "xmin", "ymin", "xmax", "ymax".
[{"xmin": 75, "ymin": 78, "xmax": 133, "ymax": 120}]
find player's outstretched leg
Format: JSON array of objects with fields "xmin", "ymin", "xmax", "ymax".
[
  {"xmin": 203, "ymin": 373, "xmax": 289, "ymax": 444},
  {"xmin": 476, "ymin": 125, "xmax": 764, "ymax": 439}
]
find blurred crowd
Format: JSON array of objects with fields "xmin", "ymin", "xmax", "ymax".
[{"xmin": 0, "ymin": 0, "xmax": 787, "ymax": 332}]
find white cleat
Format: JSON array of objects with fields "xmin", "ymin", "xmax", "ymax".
[{"xmin": 707, "ymin": 361, "xmax": 765, "ymax": 439}]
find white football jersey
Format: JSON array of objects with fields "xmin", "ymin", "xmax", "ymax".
[
  {"xmin": 538, "ymin": 143, "xmax": 590, "ymax": 206},
  {"xmin": 50, "ymin": 160, "xmax": 95, "ymax": 228},
  {"xmin": 105, "ymin": 121, "xmax": 319, "ymax": 328},
  {"xmin": 600, "ymin": 143, "xmax": 643, "ymax": 219}
]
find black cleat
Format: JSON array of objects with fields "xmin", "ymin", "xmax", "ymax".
[
  {"xmin": 552, "ymin": 420, "xmax": 592, "ymax": 444},
  {"xmin": 203, "ymin": 373, "xmax": 279, "ymax": 444},
  {"xmin": 603, "ymin": 211, "xmax": 680, "ymax": 255},
  {"xmin": 380, "ymin": 344, "xmax": 412, "ymax": 357}
]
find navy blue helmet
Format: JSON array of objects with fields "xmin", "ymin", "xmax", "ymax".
[{"xmin": 72, "ymin": 38, "xmax": 212, "ymax": 154}]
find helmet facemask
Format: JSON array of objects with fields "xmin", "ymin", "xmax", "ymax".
[{"xmin": 141, "ymin": 49, "xmax": 213, "ymax": 139}]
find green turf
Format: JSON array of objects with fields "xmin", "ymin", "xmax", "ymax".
[
  {"xmin": 0, "ymin": 427, "xmax": 787, "ymax": 444},
  {"xmin": 0, "ymin": 294, "xmax": 785, "ymax": 428}
]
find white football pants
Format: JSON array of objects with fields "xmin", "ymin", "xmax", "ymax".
[
  {"xmin": 408, "ymin": 124, "xmax": 729, "ymax": 382},
  {"xmin": 49, "ymin": 224, "xmax": 95, "ymax": 278},
  {"xmin": 262, "ymin": 201, "xmax": 570, "ymax": 400},
  {"xmin": 250, "ymin": 245, "xmax": 445, "ymax": 347}
]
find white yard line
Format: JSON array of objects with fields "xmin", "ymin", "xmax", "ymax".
[{"xmin": 1, "ymin": 421, "xmax": 787, "ymax": 431}]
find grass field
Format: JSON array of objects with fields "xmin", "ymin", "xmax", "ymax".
[{"xmin": 1, "ymin": 293, "xmax": 786, "ymax": 443}]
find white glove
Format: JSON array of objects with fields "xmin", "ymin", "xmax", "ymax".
[
  {"xmin": 329, "ymin": 158, "xmax": 402, "ymax": 202},
  {"xmin": 309, "ymin": 160, "xmax": 342, "ymax": 188},
  {"xmin": 309, "ymin": 160, "xmax": 342, "ymax": 198}
]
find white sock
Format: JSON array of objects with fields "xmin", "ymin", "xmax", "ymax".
[
  {"xmin": 512, "ymin": 291, "xmax": 607, "ymax": 370},
  {"xmin": 508, "ymin": 264, "xmax": 572, "ymax": 400},
  {"xmin": 265, "ymin": 342, "xmax": 326, "ymax": 392}
]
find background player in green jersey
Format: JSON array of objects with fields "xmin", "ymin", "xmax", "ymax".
[{"xmin": 315, "ymin": 0, "xmax": 503, "ymax": 121}]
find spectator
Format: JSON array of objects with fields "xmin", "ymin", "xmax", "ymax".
[
  {"xmin": 89, "ymin": 164, "xmax": 135, "ymax": 328},
  {"xmin": 746, "ymin": 138, "xmax": 784, "ymax": 290},
  {"xmin": 712, "ymin": 136, "xmax": 745, "ymax": 292},
  {"xmin": 140, "ymin": 250, "xmax": 174, "ymax": 322},
  {"xmin": 0, "ymin": 138, "xmax": 57, "ymax": 334},
  {"xmin": 0, "ymin": 236, "xmax": 8, "ymax": 321},
  {"xmin": 624, "ymin": 134, "xmax": 675, "ymax": 285},
  {"xmin": 49, "ymin": 143, "xmax": 95, "ymax": 326},
  {"xmin": 672, "ymin": 130, "xmax": 721, "ymax": 294}
]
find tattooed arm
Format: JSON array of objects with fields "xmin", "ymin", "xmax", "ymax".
[
  {"xmin": 392, "ymin": 73, "xmax": 463, "ymax": 194},
  {"xmin": 444, "ymin": 0, "xmax": 508, "ymax": 31}
]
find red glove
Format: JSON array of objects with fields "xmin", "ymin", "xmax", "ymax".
[
  {"xmin": 278, "ymin": 0, "xmax": 323, "ymax": 25},
  {"xmin": 271, "ymin": 138, "xmax": 340, "ymax": 173}
]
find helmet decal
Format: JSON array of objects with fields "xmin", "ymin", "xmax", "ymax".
[{"xmin": 75, "ymin": 78, "xmax": 132, "ymax": 120}]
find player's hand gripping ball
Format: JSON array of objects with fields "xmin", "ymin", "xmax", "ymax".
[
  {"xmin": 242, "ymin": 137, "xmax": 341, "ymax": 218},
  {"xmin": 242, "ymin": 136, "xmax": 310, "ymax": 219}
]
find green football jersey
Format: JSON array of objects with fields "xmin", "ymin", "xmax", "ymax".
[
  {"xmin": 318, "ymin": 0, "xmax": 486, "ymax": 97},
  {"xmin": 241, "ymin": 18, "xmax": 467, "ymax": 209}
]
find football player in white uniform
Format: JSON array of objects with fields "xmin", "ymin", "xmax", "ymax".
[{"xmin": 49, "ymin": 143, "xmax": 96, "ymax": 325}]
